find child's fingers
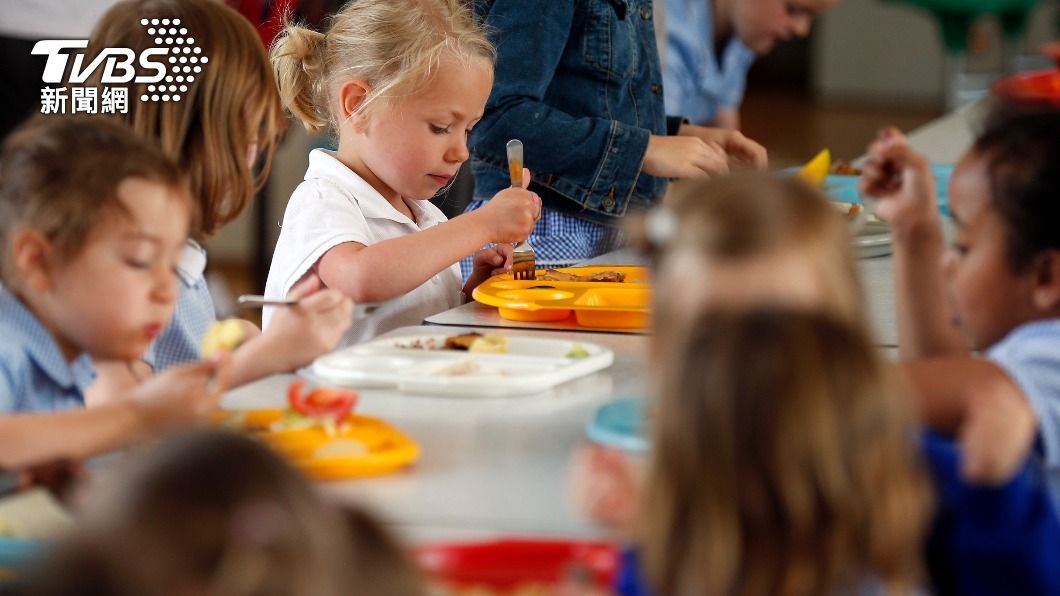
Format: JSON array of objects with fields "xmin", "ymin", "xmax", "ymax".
[
  {"xmin": 297, "ymin": 287, "xmax": 347, "ymax": 312},
  {"xmin": 520, "ymin": 167, "xmax": 531, "ymax": 189},
  {"xmin": 287, "ymin": 271, "xmax": 323, "ymax": 300}
]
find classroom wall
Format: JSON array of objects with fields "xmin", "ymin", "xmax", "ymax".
[{"xmin": 813, "ymin": 0, "xmax": 1059, "ymax": 107}]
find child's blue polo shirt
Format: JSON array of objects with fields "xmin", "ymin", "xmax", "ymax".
[{"xmin": 0, "ymin": 286, "xmax": 94, "ymax": 413}]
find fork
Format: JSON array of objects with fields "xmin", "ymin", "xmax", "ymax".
[{"xmin": 507, "ymin": 139, "xmax": 536, "ymax": 280}]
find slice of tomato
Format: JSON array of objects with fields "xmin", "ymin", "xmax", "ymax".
[{"xmin": 287, "ymin": 381, "xmax": 358, "ymax": 423}]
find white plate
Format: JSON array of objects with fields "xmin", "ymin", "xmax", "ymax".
[
  {"xmin": 311, "ymin": 334, "xmax": 614, "ymax": 397},
  {"xmin": 854, "ymin": 220, "xmax": 892, "ymax": 259}
]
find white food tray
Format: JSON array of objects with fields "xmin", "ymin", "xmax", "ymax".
[{"xmin": 311, "ymin": 334, "xmax": 614, "ymax": 397}]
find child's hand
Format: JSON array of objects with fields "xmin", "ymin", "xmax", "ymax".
[
  {"xmin": 643, "ymin": 135, "xmax": 729, "ymax": 178},
  {"xmin": 478, "ymin": 170, "xmax": 540, "ymax": 243},
  {"xmin": 463, "ymin": 244, "xmax": 514, "ymax": 296},
  {"xmin": 568, "ymin": 444, "xmax": 639, "ymax": 531},
  {"xmin": 130, "ymin": 355, "xmax": 231, "ymax": 430},
  {"xmin": 256, "ymin": 274, "xmax": 354, "ymax": 372},
  {"xmin": 859, "ymin": 127, "xmax": 940, "ymax": 238},
  {"xmin": 677, "ymin": 124, "xmax": 769, "ymax": 171},
  {"xmin": 959, "ymin": 380, "xmax": 1038, "ymax": 485}
]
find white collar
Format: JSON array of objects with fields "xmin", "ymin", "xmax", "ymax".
[{"xmin": 304, "ymin": 149, "xmax": 446, "ymax": 229}]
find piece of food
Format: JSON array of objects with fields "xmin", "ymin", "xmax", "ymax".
[
  {"xmin": 201, "ymin": 318, "xmax": 246, "ymax": 358},
  {"xmin": 286, "ymin": 381, "xmax": 358, "ymax": 423},
  {"xmin": 537, "ymin": 270, "xmax": 626, "ymax": 283},
  {"xmin": 830, "ymin": 160, "xmax": 862, "ymax": 176},
  {"xmin": 271, "ymin": 381, "xmax": 358, "ymax": 435},
  {"xmin": 830, "ymin": 201, "xmax": 863, "ymax": 220},
  {"xmin": 444, "ymin": 332, "xmax": 485, "ymax": 350},
  {"xmin": 796, "ymin": 148, "xmax": 830, "ymax": 188},
  {"xmin": 566, "ymin": 343, "xmax": 591, "ymax": 359},
  {"xmin": 468, "ymin": 335, "xmax": 509, "ymax": 354}
]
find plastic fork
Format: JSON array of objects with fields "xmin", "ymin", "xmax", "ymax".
[{"xmin": 507, "ymin": 139, "xmax": 536, "ymax": 280}]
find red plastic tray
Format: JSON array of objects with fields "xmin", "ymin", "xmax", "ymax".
[
  {"xmin": 414, "ymin": 539, "xmax": 619, "ymax": 589},
  {"xmin": 992, "ymin": 69, "xmax": 1060, "ymax": 107}
]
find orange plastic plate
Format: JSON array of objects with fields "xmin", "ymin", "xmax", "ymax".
[
  {"xmin": 217, "ymin": 409, "xmax": 419, "ymax": 480},
  {"xmin": 472, "ymin": 266, "xmax": 650, "ymax": 329}
]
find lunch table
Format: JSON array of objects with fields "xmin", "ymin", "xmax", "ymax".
[
  {"xmin": 223, "ymin": 104, "xmax": 981, "ymax": 544},
  {"xmin": 222, "ymin": 325, "xmax": 646, "ymax": 543}
]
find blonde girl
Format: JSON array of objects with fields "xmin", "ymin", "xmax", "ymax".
[
  {"xmin": 636, "ymin": 309, "xmax": 930, "ymax": 596},
  {"xmin": 85, "ymin": 0, "xmax": 353, "ymax": 394},
  {"xmin": 265, "ymin": 0, "xmax": 541, "ymax": 345},
  {"xmin": 573, "ymin": 174, "xmax": 866, "ymax": 527}
]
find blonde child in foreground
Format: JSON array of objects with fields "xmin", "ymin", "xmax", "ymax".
[
  {"xmin": 11, "ymin": 431, "xmax": 425, "ymax": 596},
  {"xmin": 264, "ymin": 0, "xmax": 541, "ymax": 345},
  {"xmin": 86, "ymin": 0, "xmax": 352, "ymax": 398},
  {"xmin": 860, "ymin": 104, "xmax": 1060, "ymax": 493},
  {"xmin": 625, "ymin": 309, "xmax": 931, "ymax": 596},
  {"xmin": 0, "ymin": 117, "xmax": 228, "ymax": 471},
  {"xmin": 573, "ymin": 174, "xmax": 865, "ymax": 528}
]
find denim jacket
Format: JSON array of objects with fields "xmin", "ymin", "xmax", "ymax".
[{"xmin": 470, "ymin": 0, "xmax": 684, "ymax": 227}]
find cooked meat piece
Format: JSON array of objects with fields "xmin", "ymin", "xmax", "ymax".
[
  {"xmin": 830, "ymin": 160, "xmax": 862, "ymax": 176},
  {"xmin": 537, "ymin": 269, "xmax": 626, "ymax": 283},
  {"xmin": 443, "ymin": 332, "xmax": 484, "ymax": 351}
]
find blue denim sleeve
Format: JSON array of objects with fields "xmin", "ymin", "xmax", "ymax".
[{"xmin": 472, "ymin": 0, "xmax": 649, "ymax": 211}]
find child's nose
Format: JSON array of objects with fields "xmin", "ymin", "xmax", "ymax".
[
  {"xmin": 153, "ymin": 268, "xmax": 178, "ymax": 304},
  {"xmin": 446, "ymin": 138, "xmax": 470, "ymax": 163}
]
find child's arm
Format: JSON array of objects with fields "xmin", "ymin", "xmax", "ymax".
[
  {"xmin": 0, "ymin": 359, "xmax": 226, "ymax": 470},
  {"xmin": 902, "ymin": 357, "xmax": 1038, "ymax": 484},
  {"xmin": 317, "ymin": 186, "xmax": 538, "ymax": 303},
  {"xmin": 860, "ymin": 128, "xmax": 967, "ymax": 358},
  {"xmin": 227, "ymin": 275, "xmax": 352, "ymax": 387}
]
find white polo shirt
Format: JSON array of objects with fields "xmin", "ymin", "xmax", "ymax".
[{"xmin": 264, "ymin": 149, "xmax": 462, "ymax": 346}]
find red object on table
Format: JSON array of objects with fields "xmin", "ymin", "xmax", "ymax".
[
  {"xmin": 414, "ymin": 539, "xmax": 620, "ymax": 589},
  {"xmin": 992, "ymin": 69, "xmax": 1060, "ymax": 107},
  {"xmin": 1042, "ymin": 42, "xmax": 1060, "ymax": 68}
]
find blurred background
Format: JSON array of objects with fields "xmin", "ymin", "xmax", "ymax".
[{"xmin": 2, "ymin": 0, "xmax": 1058, "ymax": 319}]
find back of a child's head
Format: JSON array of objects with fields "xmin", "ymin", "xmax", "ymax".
[
  {"xmin": 639, "ymin": 174, "xmax": 865, "ymax": 338},
  {"xmin": 971, "ymin": 103, "xmax": 1060, "ymax": 273},
  {"xmin": 271, "ymin": 0, "xmax": 494, "ymax": 135},
  {"xmin": 640, "ymin": 308, "xmax": 929, "ymax": 596},
  {"xmin": 0, "ymin": 115, "xmax": 186, "ymax": 288},
  {"xmin": 15, "ymin": 431, "xmax": 421, "ymax": 596},
  {"xmin": 87, "ymin": 0, "xmax": 287, "ymax": 238}
]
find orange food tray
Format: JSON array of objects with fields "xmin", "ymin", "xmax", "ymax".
[
  {"xmin": 471, "ymin": 265, "xmax": 650, "ymax": 329},
  {"xmin": 217, "ymin": 409, "xmax": 419, "ymax": 480}
]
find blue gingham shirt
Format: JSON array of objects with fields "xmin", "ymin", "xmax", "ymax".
[
  {"xmin": 663, "ymin": 0, "xmax": 756, "ymax": 125},
  {"xmin": 144, "ymin": 240, "xmax": 214, "ymax": 371},
  {"xmin": 0, "ymin": 286, "xmax": 95, "ymax": 413},
  {"xmin": 460, "ymin": 200, "xmax": 626, "ymax": 279},
  {"xmin": 988, "ymin": 318, "xmax": 1060, "ymax": 508}
]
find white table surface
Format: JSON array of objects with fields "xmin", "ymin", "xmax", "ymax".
[
  {"xmin": 225, "ymin": 107, "xmax": 975, "ymax": 543},
  {"xmin": 222, "ymin": 325, "xmax": 647, "ymax": 544}
]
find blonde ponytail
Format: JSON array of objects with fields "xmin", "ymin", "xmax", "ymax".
[
  {"xmin": 270, "ymin": 23, "xmax": 329, "ymax": 134},
  {"xmin": 270, "ymin": 0, "xmax": 494, "ymax": 137}
]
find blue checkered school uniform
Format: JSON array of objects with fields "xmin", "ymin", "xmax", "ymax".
[
  {"xmin": 989, "ymin": 318, "xmax": 1060, "ymax": 509},
  {"xmin": 145, "ymin": 240, "xmax": 214, "ymax": 370},
  {"xmin": 459, "ymin": 201, "xmax": 625, "ymax": 279},
  {"xmin": 0, "ymin": 286, "xmax": 95, "ymax": 412}
]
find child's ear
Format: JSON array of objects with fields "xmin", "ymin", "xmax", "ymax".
[
  {"xmin": 337, "ymin": 79, "xmax": 371, "ymax": 131},
  {"xmin": 1031, "ymin": 249, "xmax": 1060, "ymax": 312},
  {"xmin": 11, "ymin": 229, "xmax": 56, "ymax": 294}
]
